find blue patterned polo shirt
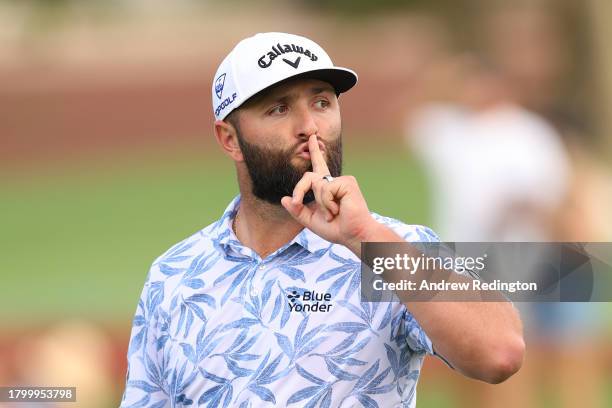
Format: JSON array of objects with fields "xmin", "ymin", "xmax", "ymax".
[{"xmin": 121, "ymin": 195, "xmax": 440, "ymax": 408}]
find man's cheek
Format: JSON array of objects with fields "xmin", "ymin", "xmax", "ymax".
[{"xmin": 328, "ymin": 119, "xmax": 342, "ymax": 138}]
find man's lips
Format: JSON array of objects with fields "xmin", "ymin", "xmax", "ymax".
[
  {"xmin": 298, "ymin": 151, "xmax": 311, "ymax": 160},
  {"xmin": 296, "ymin": 141, "xmax": 325, "ymax": 160}
]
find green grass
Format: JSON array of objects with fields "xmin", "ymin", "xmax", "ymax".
[{"xmin": 0, "ymin": 139, "xmax": 431, "ymax": 325}]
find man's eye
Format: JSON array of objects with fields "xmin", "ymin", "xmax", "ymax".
[
  {"xmin": 314, "ymin": 99, "xmax": 329, "ymax": 109},
  {"xmin": 269, "ymin": 105, "xmax": 288, "ymax": 115}
]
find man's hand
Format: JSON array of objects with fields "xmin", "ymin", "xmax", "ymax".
[
  {"xmin": 282, "ymin": 137, "xmax": 525, "ymax": 385},
  {"xmin": 281, "ymin": 134, "xmax": 380, "ymax": 253}
]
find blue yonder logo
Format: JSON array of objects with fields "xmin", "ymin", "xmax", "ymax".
[
  {"xmin": 214, "ymin": 73, "xmax": 226, "ymax": 99},
  {"xmin": 287, "ymin": 290, "xmax": 333, "ymax": 312}
]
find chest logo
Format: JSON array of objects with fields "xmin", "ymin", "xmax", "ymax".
[{"xmin": 287, "ymin": 290, "xmax": 333, "ymax": 312}]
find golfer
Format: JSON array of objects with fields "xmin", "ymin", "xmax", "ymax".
[{"xmin": 121, "ymin": 32, "xmax": 524, "ymax": 408}]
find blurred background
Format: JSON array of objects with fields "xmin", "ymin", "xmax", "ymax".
[{"xmin": 1, "ymin": 0, "xmax": 611, "ymax": 407}]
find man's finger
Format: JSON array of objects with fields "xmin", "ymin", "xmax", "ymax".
[
  {"xmin": 313, "ymin": 178, "xmax": 335, "ymax": 221},
  {"xmin": 292, "ymin": 172, "xmax": 316, "ymax": 204},
  {"xmin": 308, "ymin": 134, "xmax": 331, "ymax": 175},
  {"xmin": 281, "ymin": 196, "xmax": 313, "ymax": 226},
  {"xmin": 321, "ymin": 181, "xmax": 340, "ymax": 215}
]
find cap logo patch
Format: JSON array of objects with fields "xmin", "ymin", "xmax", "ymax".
[
  {"xmin": 283, "ymin": 56, "xmax": 301, "ymax": 69},
  {"xmin": 214, "ymin": 73, "xmax": 226, "ymax": 99},
  {"xmin": 258, "ymin": 43, "xmax": 318, "ymax": 68},
  {"xmin": 215, "ymin": 92, "xmax": 237, "ymax": 117}
]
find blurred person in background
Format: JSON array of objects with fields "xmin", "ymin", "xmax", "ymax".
[
  {"xmin": 482, "ymin": 3, "xmax": 612, "ymax": 239},
  {"xmin": 405, "ymin": 5, "xmax": 610, "ymax": 406},
  {"xmin": 405, "ymin": 54, "xmax": 570, "ymax": 243},
  {"xmin": 483, "ymin": 5, "xmax": 610, "ymax": 408},
  {"xmin": 481, "ymin": 4, "xmax": 570, "ymax": 121}
]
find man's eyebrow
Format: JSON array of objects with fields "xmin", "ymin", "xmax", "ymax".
[
  {"xmin": 310, "ymin": 85, "xmax": 335, "ymax": 95},
  {"xmin": 269, "ymin": 86, "xmax": 334, "ymax": 102},
  {"xmin": 265, "ymin": 94, "xmax": 292, "ymax": 106},
  {"xmin": 257, "ymin": 85, "xmax": 336, "ymax": 107}
]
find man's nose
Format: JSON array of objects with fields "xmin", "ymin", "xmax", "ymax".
[{"xmin": 295, "ymin": 105, "xmax": 319, "ymax": 139}]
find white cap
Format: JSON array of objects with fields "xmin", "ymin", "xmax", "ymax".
[{"xmin": 212, "ymin": 32, "xmax": 358, "ymax": 120}]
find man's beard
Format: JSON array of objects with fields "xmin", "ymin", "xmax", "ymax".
[{"xmin": 236, "ymin": 132, "xmax": 342, "ymax": 205}]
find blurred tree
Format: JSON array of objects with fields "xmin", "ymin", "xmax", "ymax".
[
  {"xmin": 5, "ymin": 0, "xmax": 73, "ymax": 14},
  {"xmin": 588, "ymin": 0, "xmax": 612, "ymax": 159},
  {"xmin": 296, "ymin": 0, "xmax": 423, "ymax": 15},
  {"xmin": 4, "ymin": 0, "xmax": 120, "ymax": 37}
]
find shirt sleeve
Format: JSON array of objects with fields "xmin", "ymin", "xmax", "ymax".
[
  {"xmin": 370, "ymin": 215, "xmax": 440, "ymax": 355},
  {"xmin": 400, "ymin": 306, "xmax": 435, "ymax": 354},
  {"xmin": 120, "ymin": 264, "xmax": 171, "ymax": 408},
  {"xmin": 370, "ymin": 213, "xmax": 440, "ymax": 244}
]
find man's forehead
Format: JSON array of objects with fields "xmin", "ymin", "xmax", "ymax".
[
  {"xmin": 269, "ymin": 77, "xmax": 335, "ymax": 95},
  {"xmin": 244, "ymin": 77, "xmax": 336, "ymax": 106}
]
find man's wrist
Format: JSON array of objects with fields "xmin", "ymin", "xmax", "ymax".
[{"xmin": 345, "ymin": 217, "xmax": 403, "ymax": 257}]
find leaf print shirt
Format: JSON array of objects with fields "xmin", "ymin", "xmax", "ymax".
[{"xmin": 121, "ymin": 195, "xmax": 441, "ymax": 408}]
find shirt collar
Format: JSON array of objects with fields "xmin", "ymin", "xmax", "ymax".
[{"xmin": 211, "ymin": 195, "xmax": 332, "ymax": 255}]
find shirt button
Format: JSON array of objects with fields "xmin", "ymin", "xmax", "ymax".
[
  {"xmin": 259, "ymin": 264, "xmax": 265, "ymax": 270},
  {"xmin": 250, "ymin": 287, "xmax": 257, "ymax": 297}
]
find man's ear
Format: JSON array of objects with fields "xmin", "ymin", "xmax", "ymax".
[{"xmin": 214, "ymin": 119, "xmax": 243, "ymax": 162}]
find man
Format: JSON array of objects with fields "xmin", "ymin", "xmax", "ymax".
[{"xmin": 121, "ymin": 32, "xmax": 524, "ymax": 408}]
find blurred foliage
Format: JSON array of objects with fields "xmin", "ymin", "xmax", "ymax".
[
  {"xmin": 2, "ymin": 0, "xmax": 120, "ymax": 33},
  {"xmin": 296, "ymin": 0, "xmax": 464, "ymax": 17},
  {"xmin": 299, "ymin": 0, "xmax": 420, "ymax": 14},
  {"xmin": 5, "ymin": 0, "xmax": 72, "ymax": 6},
  {"xmin": 4, "ymin": 0, "xmax": 459, "ymax": 18}
]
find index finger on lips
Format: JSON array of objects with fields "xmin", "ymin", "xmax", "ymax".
[{"xmin": 308, "ymin": 134, "xmax": 330, "ymax": 175}]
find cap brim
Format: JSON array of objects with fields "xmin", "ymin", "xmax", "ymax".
[{"xmin": 287, "ymin": 67, "xmax": 358, "ymax": 95}]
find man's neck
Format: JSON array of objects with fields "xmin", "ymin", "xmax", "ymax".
[{"xmin": 233, "ymin": 193, "xmax": 304, "ymax": 259}]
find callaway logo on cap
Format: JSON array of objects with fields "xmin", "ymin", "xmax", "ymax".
[{"xmin": 211, "ymin": 32, "xmax": 358, "ymax": 121}]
